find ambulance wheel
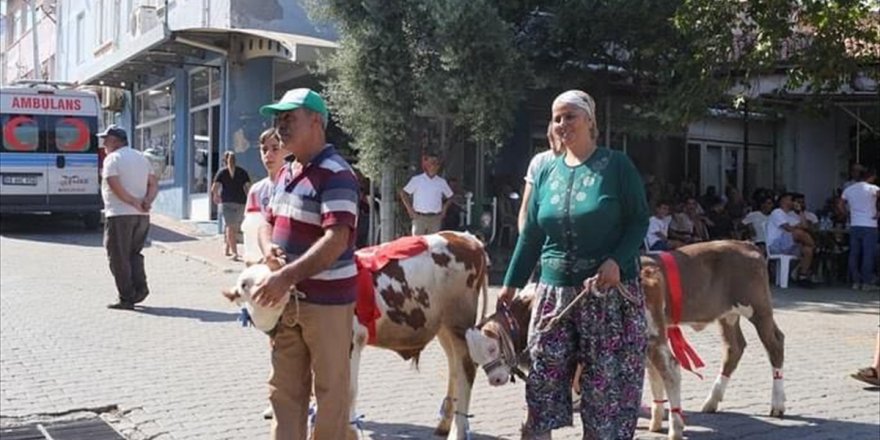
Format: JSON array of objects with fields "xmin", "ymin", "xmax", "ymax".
[{"xmin": 83, "ymin": 212, "xmax": 101, "ymax": 230}]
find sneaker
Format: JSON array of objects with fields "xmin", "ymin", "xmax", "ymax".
[
  {"xmin": 262, "ymin": 406, "xmax": 274, "ymax": 420},
  {"xmin": 106, "ymin": 302, "xmax": 134, "ymax": 310}
]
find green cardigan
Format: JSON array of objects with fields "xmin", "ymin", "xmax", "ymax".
[{"xmin": 503, "ymin": 148, "xmax": 649, "ymax": 288}]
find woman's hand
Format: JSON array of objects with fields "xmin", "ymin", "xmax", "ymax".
[
  {"xmin": 595, "ymin": 258, "xmax": 620, "ymax": 290},
  {"xmin": 497, "ymin": 286, "xmax": 517, "ymax": 306}
]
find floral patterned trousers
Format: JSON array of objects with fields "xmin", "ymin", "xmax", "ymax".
[{"xmin": 523, "ymin": 280, "xmax": 647, "ymax": 439}]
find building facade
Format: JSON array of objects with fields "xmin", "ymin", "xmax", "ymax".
[
  {"xmin": 1, "ymin": 0, "xmax": 58, "ymax": 85},
  {"xmin": 55, "ymin": 0, "xmax": 336, "ymax": 230}
]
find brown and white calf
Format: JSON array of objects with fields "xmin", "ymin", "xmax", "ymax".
[
  {"xmin": 466, "ymin": 240, "xmax": 785, "ymax": 440},
  {"xmin": 224, "ymin": 231, "xmax": 489, "ymax": 440}
]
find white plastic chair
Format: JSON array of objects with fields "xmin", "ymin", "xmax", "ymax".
[
  {"xmin": 765, "ymin": 222, "xmax": 799, "ymax": 288},
  {"xmin": 644, "ymin": 236, "xmax": 663, "ymax": 255}
]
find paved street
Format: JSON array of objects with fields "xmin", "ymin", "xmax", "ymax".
[{"xmin": 1, "ymin": 216, "xmax": 879, "ymax": 439}]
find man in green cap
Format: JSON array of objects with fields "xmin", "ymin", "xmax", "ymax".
[{"xmin": 253, "ymin": 88, "xmax": 359, "ymax": 440}]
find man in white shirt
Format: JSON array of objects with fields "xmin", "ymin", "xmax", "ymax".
[
  {"xmin": 400, "ymin": 152, "xmax": 453, "ymax": 235},
  {"xmin": 742, "ymin": 196, "xmax": 774, "ymax": 249},
  {"xmin": 767, "ymin": 192, "xmax": 816, "ymax": 284},
  {"xmin": 842, "ymin": 167, "xmax": 879, "ymax": 290},
  {"xmin": 99, "ymin": 125, "xmax": 158, "ymax": 310}
]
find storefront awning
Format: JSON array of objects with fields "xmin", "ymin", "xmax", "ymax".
[
  {"xmin": 232, "ymin": 28, "xmax": 337, "ymax": 64},
  {"xmin": 78, "ymin": 28, "xmax": 338, "ymax": 89}
]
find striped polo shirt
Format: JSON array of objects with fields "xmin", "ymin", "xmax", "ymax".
[{"xmin": 265, "ymin": 145, "xmax": 360, "ymax": 304}]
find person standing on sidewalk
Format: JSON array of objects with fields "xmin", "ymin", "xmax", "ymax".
[
  {"xmin": 212, "ymin": 151, "xmax": 251, "ymax": 260},
  {"xmin": 842, "ymin": 167, "xmax": 879, "ymax": 290},
  {"xmin": 399, "ymin": 152, "xmax": 453, "ymax": 235},
  {"xmin": 99, "ymin": 125, "xmax": 157, "ymax": 310},
  {"xmin": 254, "ymin": 88, "xmax": 359, "ymax": 440}
]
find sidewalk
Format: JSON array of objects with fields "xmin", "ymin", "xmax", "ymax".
[{"xmin": 149, "ymin": 213, "xmax": 244, "ymax": 274}]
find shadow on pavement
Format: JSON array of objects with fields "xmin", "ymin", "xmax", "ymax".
[
  {"xmin": 0, "ymin": 214, "xmax": 104, "ymax": 247},
  {"xmin": 149, "ymin": 224, "xmax": 198, "ymax": 243},
  {"xmin": 672, "ymin": 411, "xmax": 880, "ymax": 440},
  {"xmin": 135, "ymin": 305, "xmax": 239, "ymax": 323},
  {"xmin": 771, "ymin": 287, "xmax": 880, "ymax": 316},
  {"xmin": 361, "ymin": 421, "xmax": 499, "ymax": 440}
]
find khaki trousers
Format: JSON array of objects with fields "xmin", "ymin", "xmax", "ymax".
[
  {"xmin": 269, "ymin": 301, "xmax": 356, "ymax": 440},
  {"xmin": 411, "ymin": 213, "xmax": 442, "ymax": 236}
]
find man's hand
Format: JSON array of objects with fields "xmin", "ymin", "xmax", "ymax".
[
  {"xmin": 261, "ymin": 245, "xmax": 287, "ymax": 271},
  {"xmin": 252, "ymin": 270, "xmax": 292, "ymax": 308},
  {"xmin": 212, "ymin": 194, "xmax": 222, "ymax": 205},
  {"xmin": 140, "ymin": 199, "xmax": 152, "ymax": 212}
]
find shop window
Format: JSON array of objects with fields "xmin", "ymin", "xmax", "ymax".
[
  {"xmin": 138, "ymin": 84, "xmax": 175, "ymax": 122},
  {"xmin": 136, "ymin": 119, "xmax": 175, "ymax": 183},
  {"xmin": 190, "ymin": 69, "xmax": 209, "ymax": 108}
]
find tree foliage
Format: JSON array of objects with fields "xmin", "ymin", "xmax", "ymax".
[
  {"xmin": 309, "ymin": 0, "xmax": 523, "ymax": 178},
  {"xmin": 309, "ymin": 0, "xmax": 879, "ymax": 170}
]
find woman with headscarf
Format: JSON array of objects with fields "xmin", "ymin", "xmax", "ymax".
[{"xmin": 498, "ymin": 90, "xmax": 650, "ymax": 439}]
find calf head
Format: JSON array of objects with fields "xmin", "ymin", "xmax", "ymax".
[
  {"xmin": 466, "ymin": 287, "xmax": 535, "ymax": 387},
  {"xmin": 222, "ymin": 262, "xmax": 289, "ymax": 333},
  {"xmin": 466, "ymin": 324, "xmax": 509, "ymax": 386}
]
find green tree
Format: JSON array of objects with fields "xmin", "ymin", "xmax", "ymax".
[
  {"xmin": 500, "ymin": 0, "xmax": 879, "ymax": 129},
  {"xmin": 310, "ymin": 0, "xmax": 523, "ymax": 178}
]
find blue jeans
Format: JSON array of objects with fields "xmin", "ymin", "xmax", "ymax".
[{"xmin": 848, "ymin": 226, "xmax": 878, "ymax": 285}]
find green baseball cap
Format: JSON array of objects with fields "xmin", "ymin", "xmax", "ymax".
[{"xmin": 259, "ymin": 88, "xmax": 328, "ymax": 127}]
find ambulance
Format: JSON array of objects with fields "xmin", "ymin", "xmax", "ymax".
[{"xmin": 0, "ymin": 82, "xmax": 102, "ymax": 229}]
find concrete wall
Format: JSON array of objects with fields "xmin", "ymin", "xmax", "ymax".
[
  {"xmin": 688, "ymin": 116, "xmax": 775, "ymax": 146},
  {"xmin": 777, "ymin": 111, "xmax": 840, "ymax": 210},
  {"xmin": 224, "ymin": 56, "xmax": 275, "ymax": 183}
]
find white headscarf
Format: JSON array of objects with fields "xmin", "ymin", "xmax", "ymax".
[
  {"xmin": 552, "ymin": 90, "xmax": 598, "ymax": 141},
  {"xmin": 552, "ymin": 90, "xmax": 596, "ymax": 121}
]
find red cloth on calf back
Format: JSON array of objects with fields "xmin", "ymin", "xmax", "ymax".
[{"xmin": 354, "ymin": 236, "xmax": 429, "ymax": 343}]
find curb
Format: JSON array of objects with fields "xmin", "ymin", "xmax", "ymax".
[{"xmin": 148, "ymin": 239, "xmax": 239, "ymax": 274}]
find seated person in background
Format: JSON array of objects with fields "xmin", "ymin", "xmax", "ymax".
[
  {"xmin": 767, "ymin": 192, "xmax": 816, "ymax": 285},
  {"xmin": 706, "ymin": 197, "xmax": 735, "ymax": 239},
  {"xmin": 793, "ymin": 193, "xmax": 819, "ymax": 226},
  {"xmin": 725, "ymin": 186, "xmax": 748, "ymax": 221},
  {"xmin": 646, "ymin": 201, "xmax": 682, "ymax": 251},
  {"xmin": 669, "ymin": 197, "xmax": 710, "ymax": 244},
  {"xmin": 742, "ymin": 196, "xmax": 774, "ymax": 251}
]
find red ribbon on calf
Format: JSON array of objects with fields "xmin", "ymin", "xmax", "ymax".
[
  {"xmin": 658, "ymin": 252, "xmax": 705, "ymax": 379},
  {"xmin": 355, "ymin": 236, "xmax": 429, "ymax": 344}
]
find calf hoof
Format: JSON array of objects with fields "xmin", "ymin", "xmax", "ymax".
[
  {"xmin": 262, "ymin": 406, "xmax": 274, "ymax": 420},
  {"xmin": 700, "ymin": 398, "xmax": 719, "ymax": 413},
  {"xmin": 648, "ymin": 418, "xmax": 663, "ymax": 433},
  {"xmin": 769, "ymin": 407, "xmax": 785, "ymax": 418},
  {"xmin": 434, "ymin": 426, "xmax": 450, "ymax": 437},
  {"xmin": 668, "ymin": 431, "xmax": 685, "ymax": 440}
]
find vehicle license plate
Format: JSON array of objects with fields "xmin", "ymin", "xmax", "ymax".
[{"xmin": 2, "ymin": 174, "xmax": 39, "ymax": 186}]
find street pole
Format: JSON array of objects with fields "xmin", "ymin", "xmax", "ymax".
[
  {"xmin": 742, "ymin": 99, "xmax": 749, "ymax": 196},
  {"xmin": 30, "ymin": 0, "xmax": 41, "ymax": 80}
]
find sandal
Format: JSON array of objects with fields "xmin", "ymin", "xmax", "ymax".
[{"xmin": 851, "ymin": 367, "xmax": 880, "ymax": 386}]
